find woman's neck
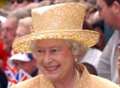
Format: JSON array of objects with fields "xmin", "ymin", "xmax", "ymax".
[{"xmin": 53, "ymin": 68, "xmax": 77, "ymax": 88}]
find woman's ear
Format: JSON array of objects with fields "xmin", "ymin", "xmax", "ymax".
[{"xmin": 111, "ymin": 1, "xmax": 120, "ymax": 16}]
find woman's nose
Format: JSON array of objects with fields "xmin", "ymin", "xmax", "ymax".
[{"xmin": 43, "ymin": 51, "xmax": 53, "ymax": 64}]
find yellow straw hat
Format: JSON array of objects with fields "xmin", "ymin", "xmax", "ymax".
[{"xmin": 12, "ymin": 2, "xmax": 99, "ymax": 53}]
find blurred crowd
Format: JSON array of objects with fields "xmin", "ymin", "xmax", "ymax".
[{"xmin": 0, "ymin": 0, "xmax": 120, "ymax": 88}]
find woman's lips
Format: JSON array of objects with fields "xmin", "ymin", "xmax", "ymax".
[{"xmin": 44, "ymin": 65, "xmax": 60, "ymax": 72}]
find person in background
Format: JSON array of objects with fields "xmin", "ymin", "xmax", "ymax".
[
  {"xmin": 16, "ymin": 17, "xmax": 32, "ymax": 37},
  {"xmin": 1, "ymin": 7, "xmax": 31, "ymax": 55},
  {"xmin": 1, "ymin": 15, "xmax": 19, "ymax": 54},
  {"xmin": 0, "ymin": 68, "xmax": 8, "ymax": 88},
  {"xmin": 5, "ymin": 16, "xmax": 38, "ymax": 87},
  {"xmin": 96, "ymin": 0, "xmax": 120, "ymax": 83},
  {"xmin": 9, "ymin": 53, "xmax": 38, "ymax": 77},
  {"xmin": 0, "ymin": 15, "xmax": 8, "ymax": 70},
  {"xmin": 11, "ymin": 3, "xmax": 120, "ymax": 88},
  {"xmin": 9, "ymin": 0, "xmax": 34, "ymax": 11},
  {"xmin": 5, "ymin": 53, "xmax": 38, "ymax": 87}
]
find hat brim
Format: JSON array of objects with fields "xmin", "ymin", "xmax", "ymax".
[
  {"xmin": 13, "ymin": 29, "xmax": 99, "ymax": 52},
  {"xmin": 9, "ymin": 53, "xmax": 31, "ymax": 62}
]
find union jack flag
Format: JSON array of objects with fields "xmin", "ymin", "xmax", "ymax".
[{"xmin": 5, "ymin": 65, "xmax": 31, "ymax": 87}]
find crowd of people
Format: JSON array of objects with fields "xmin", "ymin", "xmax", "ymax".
[{"xmin": 0, "ymin": 0, "xmax": 120, "ymax": 88}]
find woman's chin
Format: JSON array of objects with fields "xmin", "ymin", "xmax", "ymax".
[{"xmin": 45, "ymin": 74, "xmax": 60, "ymax": 82}]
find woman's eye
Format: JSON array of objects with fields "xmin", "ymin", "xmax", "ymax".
[
  {"xmin": 50, "ymin": 48, "xmax": 60, "ymax": 53},
  {"xmin": 37, "ymin": 49, "xmax": 44, "ymax": 53}
]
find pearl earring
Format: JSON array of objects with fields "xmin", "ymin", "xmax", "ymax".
[{"xmin": 75, "ymin": 58, "xmax": 78, "ymax": 63}]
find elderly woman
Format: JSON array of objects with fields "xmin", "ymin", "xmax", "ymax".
[{"xmin": 12, "ymin": 3, "xmax": 120, "ymax": 88}]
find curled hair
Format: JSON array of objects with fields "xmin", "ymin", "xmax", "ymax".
[
  {"xmin": 8, "ymin": 8, "xmax": 31, "ymax": 20},
  {"xmin": 65, "ymin": 40, "xmax": 88, "ymax": 61}
]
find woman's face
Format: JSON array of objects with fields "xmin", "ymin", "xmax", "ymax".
[{"xmin": 33, "ymin": 39, "xmax": 75, "ymax": 81}]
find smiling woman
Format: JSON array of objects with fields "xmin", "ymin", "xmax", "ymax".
[
  {"xmin": 11, "ymin": 2, "xmax": 120, "ymax": 88},
  {"xmin": 32, "ymin": 39, "xmax": 77, "ymax": 82}
]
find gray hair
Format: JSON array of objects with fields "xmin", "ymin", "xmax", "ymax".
[
  {"xmin": 8, "ymin": 8, "xmax": 31, "ymax": 20},
  {"xmin": 16, "ymin": 17, "xmax": 32, "ymax": 37},
  {"xmin": 64, "ymin": 40, "xmax": 88, "ymax": 61}
]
